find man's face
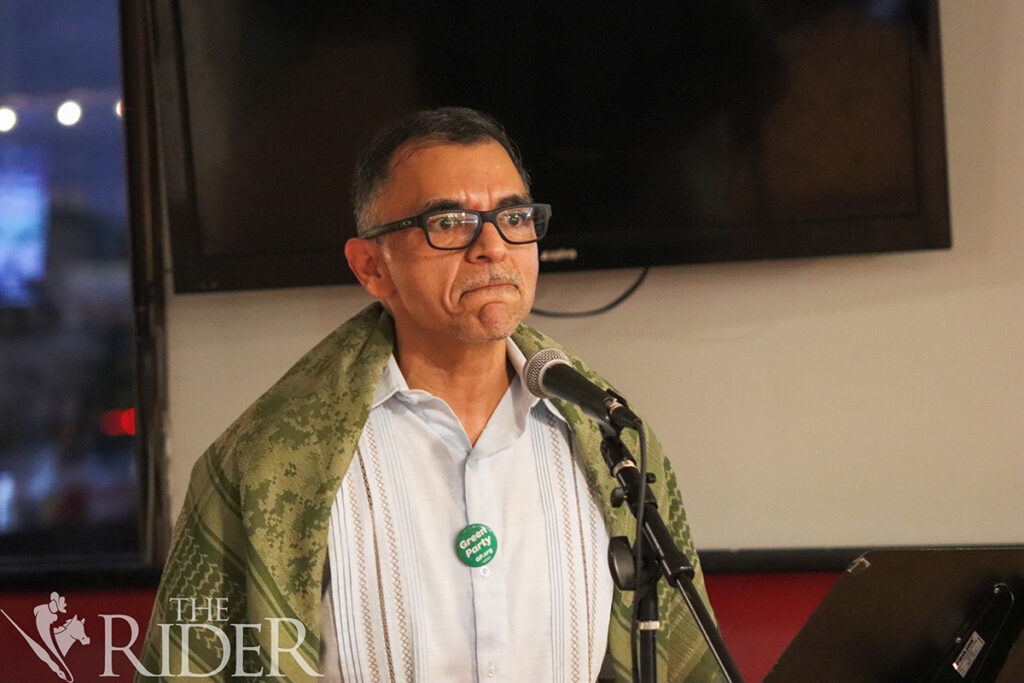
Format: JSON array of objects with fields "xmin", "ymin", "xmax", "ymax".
[{"xmin": 361, "ymin": 139, "xmax": 539, "ymax": 347}]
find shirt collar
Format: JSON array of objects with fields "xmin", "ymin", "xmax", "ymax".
[
  {"xmin": 504, "ymin": 337, "xmax": 539, "ymax": 410},
  {"xmin": 371, "ymin": 339, "xmax": 564, "ymax": 423},
  {"xmin": 372, "ymin": 353, "xmax": 408, "ymax": 409}
]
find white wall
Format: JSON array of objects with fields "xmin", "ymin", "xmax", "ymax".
[{"xmin": 164, "ymin": 1, "xmax": 1024, "ymax": 551}]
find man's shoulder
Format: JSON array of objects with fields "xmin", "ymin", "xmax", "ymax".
[{"xmin": 201, "ymin": 302, "xmax": 394, "ymax": 476}]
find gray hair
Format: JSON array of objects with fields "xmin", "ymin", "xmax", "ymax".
[{"xmin": 351, "ymin": 107, "xmax": 531, "ymax": 236}]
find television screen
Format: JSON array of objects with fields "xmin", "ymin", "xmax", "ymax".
[{"xmin": 145, "ymin": 0, "xmax": 950, "ymax": 293}]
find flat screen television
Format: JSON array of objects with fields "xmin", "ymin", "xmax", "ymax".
[{"xmin": 142, "ymin": 0, "xmax": 950, "ymax": 293}]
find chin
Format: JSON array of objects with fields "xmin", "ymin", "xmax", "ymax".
[
  {"xmin": 461, "ymin": 321, "xmax": 519, "ymax": 344},
  {"xmin": 460, "ymin": 305, "xmax": 527, "ymax": 343}
]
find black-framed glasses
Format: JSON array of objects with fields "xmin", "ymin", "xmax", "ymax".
[{"xmin": 362, "ymin": 203, "xmax": 551, "ymax": 250}]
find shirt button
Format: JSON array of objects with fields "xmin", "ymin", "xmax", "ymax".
[{"xmin": 479, "ymin": 566, "xmax": 490, "ymax": 577}]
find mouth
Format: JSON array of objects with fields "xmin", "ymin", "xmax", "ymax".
[
  {"xmin": 462, "ymin": 283, "xmax": 516, "ymax": 298},
  {"xmin": 460, "ymin": 278, "xmax": 519, "ymax": 298}
]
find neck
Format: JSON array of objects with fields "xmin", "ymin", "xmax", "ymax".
[{"xmin": 393, "ymin": 331, "xmax": 513, "ymax": 446}]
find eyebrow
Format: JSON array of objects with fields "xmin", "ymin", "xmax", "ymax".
[{"xmin": 417, "ymin": 193, "xmax": 533, "ymax": 215}]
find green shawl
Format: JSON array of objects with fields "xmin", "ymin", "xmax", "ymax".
[{"xmin": 139, "ymin": 303, "xmax": 723, "ymax": 681}]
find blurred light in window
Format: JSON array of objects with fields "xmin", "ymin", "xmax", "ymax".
[
  {"xmin": 0, "ymin": 154, "xmax": 48, "ymax": 305},
  {"xmin": 121, "ymin": 408, "xmax": 136, "ymax": 435},
  {"xmin": 0, "ymin": 108, "xmax": 16, "ymax": 133},
  {"xmin": 115, "ymin": 99, "xmax": 123, "ymax": 117},
  {"xmin": 56, "ymin": 100, "xmax": 82, "ymax": 126},
  {"xmin": 0, "ymin": 472, "xmax": 14, "ymax": 531},
  {"xmin": 101, "ymin": 408, "xmax": 136, "ymax": 437}
]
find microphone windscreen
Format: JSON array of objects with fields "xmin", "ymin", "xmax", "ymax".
[{"xmin": 524, "ymin": 348, "xmax": 571, "ymax": 398}]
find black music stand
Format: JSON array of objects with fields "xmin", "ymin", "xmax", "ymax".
[{"xmin": 766, "ymin": 547, "xmax": 1024, "ymax": 683}]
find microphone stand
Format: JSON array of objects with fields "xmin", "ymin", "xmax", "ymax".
[{"xmin": 599, "ymin": 418, "xmax": 744, "ymax": 683}]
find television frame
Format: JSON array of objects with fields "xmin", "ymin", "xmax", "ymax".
[{"xmin": 145, "ymin": 0, "xmax": 951, "ymax": 294}]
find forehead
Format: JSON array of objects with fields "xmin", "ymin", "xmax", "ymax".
[{"xmin": 378, "ymin": 139, "xmax": 528, "ymax": 217}]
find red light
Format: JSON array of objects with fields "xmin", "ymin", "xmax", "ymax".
[
  {"xmin": 120, "ymin": 408, "xmax": 136, "ymax": 436},
  {"xmin": 102, "ymin": 410, "xmax": 123, "ymax": 436},
  {"xmin": 101, "ymin": 408, "xmax": 136, "ymax": 437}
]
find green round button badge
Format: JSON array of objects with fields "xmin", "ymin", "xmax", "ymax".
[{"xmin": 455, "ymin": 523, "xmax": 497, "ymax": 567}]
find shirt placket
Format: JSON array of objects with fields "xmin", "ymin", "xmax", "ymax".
[{"xmin": 464, "ymin": 447, "xmax": 508, "ymax": 681}]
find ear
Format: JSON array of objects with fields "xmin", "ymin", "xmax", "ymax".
[{"xmin": 345, "ymin": 237, "xmax": 396, "ymax": 299}]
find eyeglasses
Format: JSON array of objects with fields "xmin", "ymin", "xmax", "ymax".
[{"xmin": 362, "ymin": 203, "xmax": 551, "ymax": 250}]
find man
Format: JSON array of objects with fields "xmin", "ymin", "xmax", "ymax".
[{"xmin": 140, "ymin": 108, "xmax": 719, "ymax": 681}]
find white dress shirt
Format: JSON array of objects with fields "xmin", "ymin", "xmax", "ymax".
[{"xmin": 320, "ymin": 339, "xmax": 613, "ymax": 682}]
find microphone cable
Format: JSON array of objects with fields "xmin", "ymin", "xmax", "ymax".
[{"xmin": 630, "ymin": 426, "xmax": 649, "ymax": 683}]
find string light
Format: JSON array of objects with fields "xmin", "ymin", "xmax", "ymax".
[
  {"xmin": 0, "ymin": 91, "xmax": 125, "ymax": 130},
  {"xmin": 0, "ymin": 107, "xmax": 16, "ymax": 132},
  {"xmin": 56, "ymin": 100, "xmax": 82, "ymax": 126}
]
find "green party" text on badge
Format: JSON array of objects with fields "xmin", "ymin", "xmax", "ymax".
[{"xmin": 455, "ymin": 523, "xmax": 497, "ymax": 567}]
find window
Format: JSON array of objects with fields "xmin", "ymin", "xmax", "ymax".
[{"xmin": 0, "ymin": 0, "xmax": 148, "ymax": 568}]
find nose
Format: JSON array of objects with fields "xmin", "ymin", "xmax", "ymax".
[{"xmin": 465, "ymin": 220, "xmax": 509, "ymax": 263}]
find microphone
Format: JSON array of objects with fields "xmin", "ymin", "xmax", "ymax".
[{"xmin": 524, "ymin": 349, "xmax": 641, "ymax": 430}]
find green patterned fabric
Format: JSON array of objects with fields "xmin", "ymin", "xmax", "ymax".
[{"xmin": 138, "ymin": 302, "xmax": 722, "ymax": 681}]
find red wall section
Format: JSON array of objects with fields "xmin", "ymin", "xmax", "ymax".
[{"xmin": 705, "ymin": 572, "xmax": 839, "ymax": 682}]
